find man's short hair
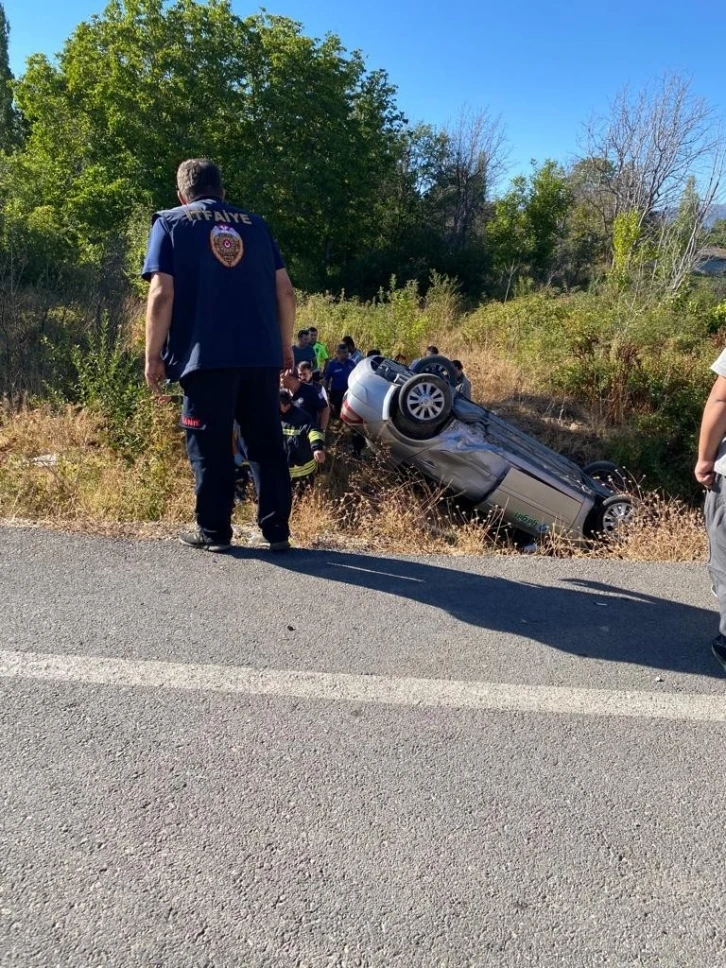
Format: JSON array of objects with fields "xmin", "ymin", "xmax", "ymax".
[
  {"xmin": 308, "ymin": 326, "xmax": 318, "ymax": 334},
  {"xmin": 297, "ymin": 329, "xmax": 309, "ymax": 339},
  {"xmin": 452, "ymin": 359, "xmax": 463, "ymax": 370},
  {"xmin": 279, "ymin": 390, "xmax": 293, "ymax": 406},
  {"xmin": 298, "ymin": 361, "xmax": 313, "ymax": 372},
  {"xmin": 426, "ymin": 345, "xmax": 439, "ymax": 355},
  {"xmin": 176, "ymin": 159, "xmax": 224, "ymax": 201},
  {"xmin": 336, "ymin": 342, "xmax": 349, "ymax": 353}
]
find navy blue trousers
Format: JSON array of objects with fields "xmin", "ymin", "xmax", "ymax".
[{"xmin": 180, "ymin": 368, "xmax": 291, "ymax": 544}]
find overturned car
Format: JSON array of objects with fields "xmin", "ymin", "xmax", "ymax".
[{"xmin": 340, "ymin": 355, "xmax": 633, "ymax": 543}]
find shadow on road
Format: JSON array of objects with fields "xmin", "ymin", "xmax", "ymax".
[{"xmin": 230, "ymin": 547, "xmax": 720, "ymax": 680}]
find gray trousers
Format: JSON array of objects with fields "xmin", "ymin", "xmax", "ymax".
[{"xmin": 705, "ymin": 474, "xmax": 726, "ymax": 636}]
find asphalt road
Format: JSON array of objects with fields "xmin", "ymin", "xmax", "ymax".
[{"xmin": 1, "ymin": 526, "xmax": 726, "ymax": 967}]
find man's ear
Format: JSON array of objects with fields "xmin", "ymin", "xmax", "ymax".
[{"xmin": 177, "ymin": 190, "xmax": 188, "ymax": 205}]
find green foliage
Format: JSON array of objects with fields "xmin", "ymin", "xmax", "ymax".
[
  {"xmin": 297, "ymin": 275, "xmax": 462, "ymax": 358},
  {"xmin": 462, "ymin": 288, "xmax": 717, "ymax": 497},
  {"xmin": 68, "ymin": 317, "xmax": 151, "ymax": 456},
  {"xmin": 10, "ymin": 0, "xmax": 403, "ymax": 291},
  {"xmin": 708, "ymin": 219, "xmax": 726, "ymax": 248},
  {"xmin": 1, "ymin": 0, "xmax": 723, "ymax": 508},
  {"xmin": 488, "ymin": 161, "xmax": 573, "ymax": 298},
  {"xmin": 610, "ymin": 211, "xmax": 642, "ymax": 288},
  {"xmin": 0, "ymin": 2, "xmax": 19, "ymax": 150}
]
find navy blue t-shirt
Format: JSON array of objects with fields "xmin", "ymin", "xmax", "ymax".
[
  {"xmin": 142, "ymin": 198, "xmax": 285, "ymax": 381},
  {"xmin": 290, "ymin": 382, "xmax": 328, "ymax": 426},
  {"xmin": 324, "ymin": 357, "xmax": 357, "ymax": 391}
]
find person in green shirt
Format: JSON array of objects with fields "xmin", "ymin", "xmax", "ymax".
[{"xmin": 307, "ymin": 326, "xmax": 329, "ymax": 371}]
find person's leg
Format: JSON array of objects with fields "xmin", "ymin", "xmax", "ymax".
[
  {"xmin": 180, "ymin": 369, "xmax": 238, "ymax": 545},
  {"xmin": 235, "ymin": 367, "xmax": 291, "ymax": 544},
  {"xmin": 351, "ymin": 431, "xmax": 365, "ymax": 455},
  {"xmin": 329, "ymin": 389, "xmax": 344, "ymax": 418},
  {"xmin": 233, "ymin": 423, "xmax": 251, "ymax": 504},
  {"xmin": 705, "ymin": 475, "xmax": 726, "ymax": 638}
]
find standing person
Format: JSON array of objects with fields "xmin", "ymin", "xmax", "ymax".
[
  {"xmin": 695, "ymin": 351, "xmax": 726, "ymax": 674},
  {"xmin": 279, "ymin": 390, "xmax": 326, "ymax": 489},
  {"xmin": 143, "ymin": 157, "xmax": 294, "ymax": 553},
  {"xmin": 307, "ymin": 326, "xmax": 329, "ymax": 371},
  {"xmin": 452, "ymin": 360, "xmax": 472, "ymax": 399},
  {"xmin": 281, "ymin": 368, "xmax": 329, "ymax": 430},
  {"xmin": 342, "ymin": 335, "xmax": 363, "ymax": 365},
  {"xmin": 292, "ymin": 329, "xmax": 316, "ymax": 367},
  {"xmin": 324, "ymin": 342, "xmax": 357, "ymax": 417},
  {"xmin": 298, "ymin": 360, "xmax": 330, "ymax": 409}
]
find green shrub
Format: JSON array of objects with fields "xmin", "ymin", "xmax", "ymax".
[
  {"xmin": 41, "ymin": 315, "xmax": 154, "ymax": 458},
  {"xmin": 297, "ymin": 275, "xmax": 461, "ymax": 358}
]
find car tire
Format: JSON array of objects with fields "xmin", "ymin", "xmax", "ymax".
[
  {"xmin": 595, "ymin": 494, "xmax": 635, "ymax": 536},
  {"xmin": 393, "ymin": 373, "xmax": 453, "ymax": 440},
  {"xmin": 583, "ymin": 460, "xmax": 629, "ymax": 494},
  {"xmin": 411, "ymin": 354, "xmax": 457, "ymax": 386}
]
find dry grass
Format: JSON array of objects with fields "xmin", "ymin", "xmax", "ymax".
[
  {"xmin": 578, "ymin": 490, "xmax": 707, "ymax": 562},
  {"xmin": 0, "ymin": 401, "xmax": 194, "ymax": 524},
  {"xmin": 0, "ymin": 356, "xmax": 708, "ymax": 561}
]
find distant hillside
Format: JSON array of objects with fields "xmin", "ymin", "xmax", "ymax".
[{"xmin": 705, "ymin": 204, "xmax": 726, "ymax": 227}]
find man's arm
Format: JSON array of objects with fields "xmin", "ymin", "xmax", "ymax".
[
  {"xmin": 276, "ymin": 268, "xmax": 296, "ymax": 371},
  {"xmin": 696, "ymin": 374, "xmax": 726, "ymax": 486},
  {"xmin": 145, "ymin": 272, "xmax": 174, "ymax": 395},
  {"xmin": 308, "ymin": 426, "xmax": 326, "ymax": 465}
]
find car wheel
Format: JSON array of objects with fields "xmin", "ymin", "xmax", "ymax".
[
  {"xmin": 583, "ymin": 460, "xmax": 629, "ymax": 494},
  {"xmin": 411, "ymin": 354, "xmax": 457, "ymax": 386},
  {"xmin": 599, "ymin": 495, "xmax": 634, "ymax": 535},
  {"xmin": 393, "ymin": 373, "xmax": 453, "ymax": 440}
]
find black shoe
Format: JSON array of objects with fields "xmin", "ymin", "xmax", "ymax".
[
  {"xmin": 712, "ymin": 635, "xmax": 726, "ymax": 675},
  {"xmin": 179, "ymin": 529, "xmax": 231, "ymax": 553},
  {"xmin": 268, "ymin": 539, "xmax": 291, "ymax": 552}
]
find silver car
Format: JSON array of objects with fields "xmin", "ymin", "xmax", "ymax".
[{"xmin": 340, "ymin": 355, "xmax": 633, "ymax": 542}]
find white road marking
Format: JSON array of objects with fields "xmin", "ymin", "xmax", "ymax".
[
  {"xmin": 335, "ymin": 563, "xmax": 425, "ymax": 582},
  {"xmin": 0, "ymin": 648, "xmax": 723, "ymax": 722}
]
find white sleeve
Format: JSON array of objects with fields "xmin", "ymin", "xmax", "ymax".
[{"xmin": 712, "ymin": 349, "xmax": 726, "ymax": 377}]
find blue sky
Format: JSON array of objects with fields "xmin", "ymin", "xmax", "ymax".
[{"xmin": 4, "ymin": 0, "xmax": 725, "ymax": 182}]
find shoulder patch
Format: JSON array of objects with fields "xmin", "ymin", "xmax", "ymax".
[{"xmin": 209, "ymin": 223, "xmax": 244, "ymax": 268}]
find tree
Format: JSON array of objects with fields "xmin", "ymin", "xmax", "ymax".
[
  {"xmin": 0, "ymin": 2, "xmax": 19, "ymax": 150},
  {"xmin": 488, "ymin": 161, "xmax": 572, "ymax": 299},
  {"xmin": 708, "ymin": 219, "xmax": 726, "ymax": 248},
  {"xmin": 423, "ymin": 108, "xmax": 507, "ymax": 252},
  {"xmin": 10, "ymin": 0, "xmax": 403, "ymax": 290},
  {"xmin": 336, "ymin": 110, "xmax": 508, "ymax": 297},
  {"xmin": 655, "ymin": 175, "xmax": 710, "ymax": 293},
  {"xmin": 583, "ymin": 73, "xmax": 725, "ymax": 230},
  {"xmin": 580, "ymin": 73, "xmax": 725, "ymax": 294},
  {"xmin": 555, "ymin": 158, "xmax": 614, "ymax": 285}
]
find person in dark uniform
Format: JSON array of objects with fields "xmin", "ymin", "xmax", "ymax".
[
  {"xmin": 323, "ymin": 342, "xmax": 357, "ymax": 417},
  {"xmin": 297, "ymin": 361, "xmax": 330, "ymax": 421},
  {"xmin": 281, "ymin": 368, "xmax": 329, "ymax": 429},
  {"xmin": 143, "ymin": 158, "xmax": 295, "ymax": 552},
  {"xmin": 279, "ymin": 390, "xmax": 326, "ymax": 490}
]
